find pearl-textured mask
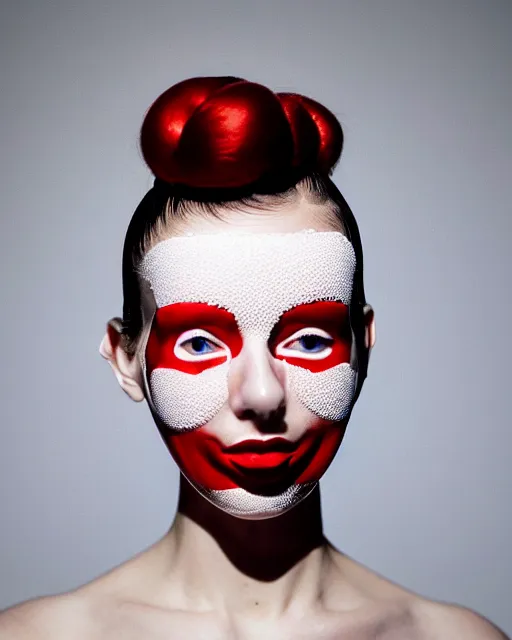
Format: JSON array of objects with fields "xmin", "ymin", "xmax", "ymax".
[
  {"xmin": 139, "ymin": 231, "xmax": 357, "ymax": 427},
  {"xmin": 137, "ymin": 230, "xmax": 358, "ymax": 518}
]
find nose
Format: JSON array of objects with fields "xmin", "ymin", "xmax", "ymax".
[{"xmin": 228, "ymin": 335, "xmax": 286, "ymax": 428}]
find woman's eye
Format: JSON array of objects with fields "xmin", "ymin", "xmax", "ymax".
[
  {"xmin": 274, "ymin": 326, "xmax": 335, "ymax": 360},
  {"xmin": 173, "ymin": 328, "xmax": 230, "ymax": 362},
  {"xmin": 286, "ymin": 334, "xmax": 333, "ymax": 353},
  {"xmin": 180, "ymin": 336, "xmax": 221, "ymax": 355}
]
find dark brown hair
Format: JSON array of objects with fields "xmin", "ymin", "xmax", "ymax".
[{"xmin": 119, "ymin": 77, "xmax": 369, "ymax": 391}]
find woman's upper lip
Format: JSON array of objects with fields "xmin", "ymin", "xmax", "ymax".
[{"xmin": 222, "ymin": 437, "xmax": 297, "ymax": 454}]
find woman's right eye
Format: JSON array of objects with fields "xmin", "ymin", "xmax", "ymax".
[
  {"xmin": 174, "ymin": 329, "xmax": 228, "ymax": 361},
  {"xmin": 180, "ymin": 336, "xmax": 221, "ymax": 355}
]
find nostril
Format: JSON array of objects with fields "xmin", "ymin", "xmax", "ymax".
[{"xmin": 239, "ymin": 404, "xmax": 287, "ymax": 434}]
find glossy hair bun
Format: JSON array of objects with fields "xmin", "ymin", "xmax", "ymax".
[{"xmin": 140, "ymin": 76, "xmax": 343, "ymax": 189}]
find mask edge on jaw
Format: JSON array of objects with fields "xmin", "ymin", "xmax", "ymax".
[{"xmin": 135, "ymin": 230, "xmax": 359, "ymax": 519}]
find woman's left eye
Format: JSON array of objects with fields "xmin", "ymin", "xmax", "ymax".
[{"xmin": 286, "ymin": 334, "xmax": 333, "ymax": 353}]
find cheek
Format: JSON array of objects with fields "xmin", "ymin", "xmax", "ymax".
[
  {"xmin": 295, "ymin": 422, "xmax": 346, "ymax": 484},
  {"xmin": 163, "ymin": 428, "xmax": 239, "ymax": 490},
  {"xmin": 148, "ymin": 364, "xmax": 229, "ymax": 431},
  {"xmin": 287, "ymin": 362, "xmax": 357, "ymax": 421}
]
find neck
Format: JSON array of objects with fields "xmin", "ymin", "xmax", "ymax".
[{"xmin": 162, "ymin": 475, "xmax": 330, "ymax": 615}]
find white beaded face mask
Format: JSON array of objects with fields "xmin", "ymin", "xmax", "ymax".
[{"xmin": 138, "ymin": 230, "xmax": 359, "ymax": 519}]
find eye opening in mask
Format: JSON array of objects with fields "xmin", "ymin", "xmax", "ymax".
[
  {"xmin": 174, "ymin": 328, "xmax": 231, "ymax": 362},
  {"xmin": 275, "ymin": 327, "xmax": 334, "ymax": 360}
]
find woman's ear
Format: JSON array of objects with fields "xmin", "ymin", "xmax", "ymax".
[
  {"xmin": 99, "ymin": 318, "xmax": 145, "ymax": 402},
  {"xmin": 363, "ymin": 305, "xmax": 376, "ymax": 351}
]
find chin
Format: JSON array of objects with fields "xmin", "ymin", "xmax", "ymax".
[{"xmin": 189, "ymin": 478, "xmax": 318, "ymax": 520}]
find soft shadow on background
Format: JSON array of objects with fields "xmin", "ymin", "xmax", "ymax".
[{"xmin": 1, "ymin": 0, "xmax": 510, "ymax": 634}]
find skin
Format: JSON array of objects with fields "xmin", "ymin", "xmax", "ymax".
[{"xmin": 0, "ymin": 198, "xmax": 508, "ymax": 639}]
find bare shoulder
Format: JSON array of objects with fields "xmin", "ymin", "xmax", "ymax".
[
  {"xmin": 327, "ymin": 550, "xmax": 508, "ymax": 639},
  {"xmin": 0, "ymin": 540, "xmax": 176, "ymax": 639},
  {"xmin": 412, "ymin": 599, "xmax": 509, "ymax": 639},
  {"xmin": 0, "ymin": 592, "xmax": 94, "ymax": 639}
]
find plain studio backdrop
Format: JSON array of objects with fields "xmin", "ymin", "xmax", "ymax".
[{"xmin": 1, "ymin": 0, "xmax": 511, "ymax": 634}]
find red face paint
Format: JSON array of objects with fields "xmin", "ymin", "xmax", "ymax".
[
  {"xmin": 146, "ymin": 302, "xmax": 243, "ymax": 375},
  {"xmin": 270, "ymin": 301, "xmax": 352, "ymax": 372},
  {"xmin": 147, "ymin": 299, "xmax": 352, "ymax": 494},
  {"xmin": 162, "ymin": 420, "xmax": 345, "ymax": 494}
]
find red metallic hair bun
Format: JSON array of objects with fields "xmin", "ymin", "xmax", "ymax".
[{"xmin": 140, "ymin": 76, "xmax": 343, "ymax": 189}]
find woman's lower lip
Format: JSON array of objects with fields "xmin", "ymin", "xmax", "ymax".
[{"xmin": 225, "ymin": 451, "xmax": 293, "ymax": 470}]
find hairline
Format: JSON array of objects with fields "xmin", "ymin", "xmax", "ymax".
[{"xmin": 139, "ymin": 176, "xmax": 348, "ymax": 258}]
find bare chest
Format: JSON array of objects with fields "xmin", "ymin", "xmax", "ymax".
[{"xmin": 91, "ymin": 604, "xmax": 419, "ymax": 640}]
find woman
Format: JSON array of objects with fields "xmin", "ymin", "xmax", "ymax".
[{"xmin": 1, "ymin": 76, "xmax": 507, "ymax": 639}]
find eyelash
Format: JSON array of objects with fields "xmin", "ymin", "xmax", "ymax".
[
  {"xmin": 173, "ymin": 327, "xmax": 334, "ymax": 361},
  {"xmin": 276, "ymin": 328, "xmax": 334, "ymax": 360},
  {"xmin": 174, "ymin": 329, "xmax": 228, "ymax": 361}
]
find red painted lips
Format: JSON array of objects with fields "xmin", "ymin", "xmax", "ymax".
[
  {"xmin": 164, "ymin": 424, "xmax": 346, "ymax": 494},
  {"xmin": 223, "ymin": 437, "xmax": 296, "ymax": 472}
]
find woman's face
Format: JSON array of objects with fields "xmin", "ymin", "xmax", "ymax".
[{"xmin": 135, "ymin": 200, "xmax": 371, "ymax": 519}]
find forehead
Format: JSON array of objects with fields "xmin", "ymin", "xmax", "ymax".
[{"xmin": 138, "ymin": 231, "xmax": 356, "ymax": 333}]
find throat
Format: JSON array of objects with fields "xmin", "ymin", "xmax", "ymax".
[{"xmin": 165, "ymin": 475, "xmax": 327, "ymax": 614}]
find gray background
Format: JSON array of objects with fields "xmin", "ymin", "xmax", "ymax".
[{"xmin": 1, "ymin": 0, "xmax": 511, "ymax": 633}]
